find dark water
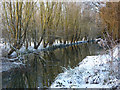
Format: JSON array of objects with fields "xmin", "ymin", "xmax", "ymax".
[{"xmin": 2, "ymin": 43, "xmax": 103, "ymax": 88}]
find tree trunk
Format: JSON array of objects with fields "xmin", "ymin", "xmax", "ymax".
[{"xmin": 34, "ymin": 29, "xmax": 45, "ymax": 49}]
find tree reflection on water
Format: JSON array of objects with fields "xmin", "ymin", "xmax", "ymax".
[{"xmin": 2, "ymin": 43, "xmax": 102, "ymax": 88}]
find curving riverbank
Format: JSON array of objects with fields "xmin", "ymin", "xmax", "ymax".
[
  {"xmin": 50, "ymin": 44, "xmax": 120, "ymax": 89},
  {"xmin": 1, "ymin": 40, "xmax": 95, "ymax": 58},
  {"xmin": 0, "ymin": 40, "xmax": 96, "ymax": 73}
]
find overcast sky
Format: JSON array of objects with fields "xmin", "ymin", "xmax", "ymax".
[{"xmin": 0, "ymin": 0, "xmax": 120, "ymax": 2}]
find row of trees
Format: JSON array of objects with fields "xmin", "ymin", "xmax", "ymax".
[
  {"xmin": 1, "ymin": 1, "xmax": 119, "ymax": 56},
  {"xmin": 1, "ymin": 1, "xmax": 101, "ymax": 56}
]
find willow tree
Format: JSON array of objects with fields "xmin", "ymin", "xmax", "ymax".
[
  {"xmin": 46, "ymin": 2, "xmax": 62, "ymax": 45},
  {"xmin": 2, "ymin": 1, "xmax": 36, "ymax": 55},
  {"xmin": 43, "ymin": 2, "xmax": 56, "ymax": 46},
  {"xmin": 61, "ymin": 3, "xmax": 82, "ymax": 43},
  {"xmin": 32, "ymin": 2, "xmax": 62, "ymax": 48}
]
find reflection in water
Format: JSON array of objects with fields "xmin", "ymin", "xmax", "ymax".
[{"xmin": 2, "ymin": 43, "xmax": 103, "ymax": 88}]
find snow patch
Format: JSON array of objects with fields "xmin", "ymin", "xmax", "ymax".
[{"xmin": 50, "ymin": 45, "xmax": 120, "ymax": 88}]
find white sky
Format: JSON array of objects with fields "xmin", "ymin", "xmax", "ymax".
[{"xmin": 1, "ymin": 0, "xmax": 120, "ymax": 2}]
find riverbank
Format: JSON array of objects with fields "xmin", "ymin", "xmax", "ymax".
[
  {"xmin": 51, "ymin": 44, "xmax": 120, "ymax": 89},
  {"xmin": 1, "ymin": 40, "xmax": 95, "ymax": 58},
  {"xmin": 0, "ymin": 40, "xmax": 96, "ymax": 73}
]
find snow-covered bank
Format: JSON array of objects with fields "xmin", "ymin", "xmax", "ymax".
[
  {"xmin": 1, "ymin": 40, "xmax": 94, "ymax": 58},
  {"xmin": 50, "ymin": 45, "xmax": 120, "ymax": 88}
]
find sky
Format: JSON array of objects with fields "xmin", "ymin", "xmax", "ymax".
[{"xmin": 1, "ymin": 0, "xmax": 120, "ymax": 2}]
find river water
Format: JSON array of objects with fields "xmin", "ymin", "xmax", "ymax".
[{"xmin": 2, "ymin": 43, "xmax": 104, "ymax": 88}]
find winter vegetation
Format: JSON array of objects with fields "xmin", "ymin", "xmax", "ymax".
[
  {"xmin": 51, "ymin": 44, "xmax": 120, "ymax": 88},
  {"xmin": 0, "ymin": 0, "xmax": 120, "ymax": 89}
]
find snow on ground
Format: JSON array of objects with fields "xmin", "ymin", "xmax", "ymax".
[
  {"xmin": 50, "ymin": 45, "xmax": 120, "ymax": 88},
  {"xmin": 1, "ymin": 39, "xmax": 89, "ymax": 57},
  {"xmin": 0, "ymin": 57, "xmax": 23, "ymax": 72},
  {"xmin": 1, "ymin": 40, "xmax": 60, "ymax": 57},
  {"xmin": 10, "ymin": 41, "xmax": 44, "ymax": 57}
]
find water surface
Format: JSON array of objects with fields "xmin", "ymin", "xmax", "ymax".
[{"xmin": 2, "ymin": 43, "xmax": 103, "ymax": 88}]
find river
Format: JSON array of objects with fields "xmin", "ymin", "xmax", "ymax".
[{"xmin": 2, "ymin": 43, "xmax": 104, "ymax": 88}]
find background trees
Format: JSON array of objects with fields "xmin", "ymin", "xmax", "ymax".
[
  {"xmin": 100, "ymin": 2, "xmax": 120, "ymax": 43},
  {"xmin": 2, "ymin": 1, "xmax": 119, "ymax": 56}
]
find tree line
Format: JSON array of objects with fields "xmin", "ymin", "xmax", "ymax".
[{"xmin": 1, "ymin": 1, "xmax": 120, "ymax": 56}]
